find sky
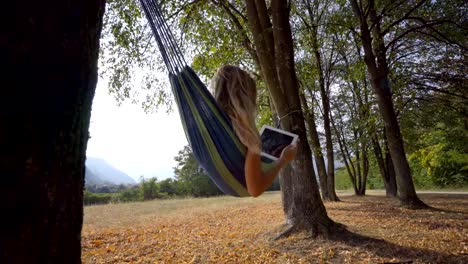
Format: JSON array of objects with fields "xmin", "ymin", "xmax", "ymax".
[{"xmin": 86, "ymin": 79, "xmax": 188, "ymax": 181}]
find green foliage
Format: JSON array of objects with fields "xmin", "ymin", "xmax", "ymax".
[
  {"xmin": 335, "ymin": 164, "xmax": 384, "ymax": 190},
  {"xmin": 174, "ymin": 146, "xmax": 223, "ymax": 197},
  {"xmin": 117, "ymin": 187, "xmax": 142, "ymax": 202},
  {"xmin": 158, "ymin": 178, "xmax": 180, "ymax": 196},
  {"xmin": 401, "ymin": 79, "xmax": 467, "ymax": 189},
  {"xmin": 409, "ymin": 127, "xmax": 468, "ymax": 187},
  {"xmin": 408, "ymin": 158, "xmax": 434, "ymax": 189},
  {"xmin": 100, "ymin": 0, "xmax": 171, "ymax": 111},
  {"xmin": 84, "ymin": 191, "xmax": 116, "ymax": 205},
  {"xmin": 100, "ymin": 0, "xmax": 264, "ymax": 112},
  {"xmin": 86, "ymin": 184, "xmax": 130, "ymax": 193},
  {"xmin": 140, "ymin": 177, "xmax": 163, "ymax": 200},
  {"xmin": 172, "ymin": 0, "xmax": 254, "ymax": 77},
  {"xmin": 335, "ymin": 167, "xmax": 353, "ymax": 190},
  {"xmin": 366, "ymin": 166, "xmax": 384, "ymax": 190}
]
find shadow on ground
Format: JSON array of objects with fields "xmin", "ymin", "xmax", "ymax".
[{"xmin": 330, "ymin": 229, "xmax": 467, "ymax": 263}]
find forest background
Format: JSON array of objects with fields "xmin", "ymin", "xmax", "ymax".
[{"xmin": 85, "ymin": 0, "xmax": 467, "ymax": 205}]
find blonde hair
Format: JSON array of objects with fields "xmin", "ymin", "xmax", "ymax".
[{"xmin": 212, "ymin": 65, "xmax": 261, "ymax": 153}]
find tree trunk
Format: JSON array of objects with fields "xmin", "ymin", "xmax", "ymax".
[
  {"xmin": 321, "ymin": 84, "xmax": 340, "ymax": 200},
  {"xmin": 358, "ymin": 143, "xmax": 369, "ymax": 195},
  {"xmin": 300, "ymin": 92, "xmax": 329, "ymax": 200},
  {"xmin": 374, "ymin": 83, "xmax": 420, "ymax": 203},
  {"xmin": 350, "ymin": 0, "xmax": 426, "ymax": 208},
  {"xmin": 371, "ymin": 132, "xmax": 397, "ymax": 197},
  {"xmin": 383, "ymin": 139, "xmax": 397, "ymax": 197},
  {"xmin": 245, "ymin": 0, "xmax": 342, "ymax": 236},
  {"xmin": 331, "ymin": 104, "xmax": 365, "ymax": 195},
  {"xmin": 336, "ymin": 133, "xmax": 358, "ymax": 194},
  {"xmin": 309, "ymin": 23, "xmax": 339, "ymax": 202},
  {"xmin": 0, "ymin": 1, "xmax": 105, "ymax": 262},
  {"xmin": 337, "ymin": 45, "xmax": 371, "ymax": 196}
]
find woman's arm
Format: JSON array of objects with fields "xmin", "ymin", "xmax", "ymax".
[{"xmin": 244, "ymin": 144, "xmax": 297, "ymax": 197}]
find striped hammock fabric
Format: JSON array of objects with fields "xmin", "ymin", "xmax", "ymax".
[{"xmin": 139, "ymin": 0, "xmax": 274, "ymax": 196}]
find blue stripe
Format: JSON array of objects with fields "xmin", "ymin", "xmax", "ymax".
[
  {"xmin": 180, "ymin": 68, "xmax": 248, "ymax": 187},
  {"xmin": 170, "ymin": 73, "xmax": 241, "ymax": 197}
]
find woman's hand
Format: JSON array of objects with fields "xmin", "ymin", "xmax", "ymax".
[
  {"xmin": 279, "ymin": 143, "xmax": 298, "ymax": 163},
  {"xmin": 244, "ymin": 142, "xmax": 298, "ymax": 197}
]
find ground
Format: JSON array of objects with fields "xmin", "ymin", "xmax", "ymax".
[{"xmin": 82, "ymin": 191, "xmax": 468, "ymax": 263}]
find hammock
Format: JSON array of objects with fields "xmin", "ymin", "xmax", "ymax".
[{"xmin": 139, "ymin": 0, "xmax": 274, "ymax": 197}]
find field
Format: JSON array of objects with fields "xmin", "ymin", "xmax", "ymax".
[{"xmin": 82, "ymin": 191, "xmax": 468, "ymax": 263}]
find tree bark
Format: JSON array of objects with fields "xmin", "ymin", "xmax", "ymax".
[
  {"xmin": 383, "ymin": 138, "xmax": 398, "ymax": 197},
  {"xmin": 0, "ymin": 0, "xmax": 105, "ymax": 262},
  {"xmin": 371, "ymin": 133, "xmax": 397, "ymax": 197},
  {"xmin": 316, "ymin": 56, "xmax": 340, "ymax": 201},
  {"xmin": 245, "ymin": 0, "xmax": 342, "ymax": 236},
  {"xmin": 358, "ymin": 142, "xmax": 369, "ymax": 195},
  {"xmin": 350, "ymin": 0, "xmax": 426, "ymax": 208},
  {"xmin": 307, "ymin": 11, "xmax": 339, "ymax": 202},
  {"xmin": 300, "ymin": 92, "xmax": 329, "ymax": 200}
]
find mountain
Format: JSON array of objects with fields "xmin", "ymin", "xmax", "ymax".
[
  {"xmin": 85, "ymin": 157, "xmax": 136, "ymax": 186},
  {"xmin": 85, "ymin": 166, "xmax": 108, "ymax": 186}
]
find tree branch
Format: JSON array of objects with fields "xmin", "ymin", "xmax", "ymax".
[
  {"xmin": 410, "ymin": 82, "xmax": 468, "ymax": 100},
  {"xmin": 380, "ymin": 0, "xmax": 408, "ymax": 18},
  {"xmin": 385, "ymin": 20, "xmax": 446, "ymax": 51},
  {"xmin": 417, "ymin": 26, "xmax": 468, "ymax": 50},
  {"xmin": 214, "ymin": 0, "xmax": 259, "ymax": 64},
  {"xmin": 380, "ymin": 0, "xmax": 428, "ymax": 36},
  {"xmin": 167, "ymin": 0, "xmax": 202, "ymax": 20}
]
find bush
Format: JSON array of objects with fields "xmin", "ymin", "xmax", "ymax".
[
  {"xmin": 335, "ymin": 163, "xmax": 384, "ymax": 191},
  {"xmin": 84, "ymin": 191, "xmax": 115, "ymax": 205},
  {"xmin": 366, "ymin": 163, "xmax": 384, "ymax": 190},
  {"xmin": 158, "ymin": 178, "xmax": 180, "ymax": 196},
  {"xmin": 140, "ymin": 177, "xmax": 161, "ymax": 200},
  {"xmin": 335, "ymin": 167, "xmax": 353, "ymax": 190},
  {"xmin": 117, "ymin": 187, "xmax": 142, "ymax": 202},
  {"xmin": 409, "ymin": 129, "xmax": 468, "ymax": 188}
]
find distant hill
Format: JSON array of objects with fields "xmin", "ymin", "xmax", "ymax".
[{"xmin": 85, "ymin": 157, "xmax": 136, "ymax": 186}]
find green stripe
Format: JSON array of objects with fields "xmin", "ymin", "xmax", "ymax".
[
  {"xmin": 183, "ymin": 68, "xmax": 247, "ymax": 153},
  {"xmin": 177, "ymin": 73, "xmax": 250, "ymax": 197},
  {"xmin": 261, "ymin": 161, "xmax": 276, "ymax": 171}
]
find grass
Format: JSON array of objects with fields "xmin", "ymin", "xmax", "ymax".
[
  {"xmin": 82, "ymin": 191, "xmax": 468, "ymax": 263},
  {"xmin": 84, "ymin": 192, "xmax": 281, "ymax": 230}
]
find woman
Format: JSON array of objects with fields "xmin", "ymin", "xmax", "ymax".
[{"xmin": 212, "ymin": 65, "xmax": 298, "ymax": 197}]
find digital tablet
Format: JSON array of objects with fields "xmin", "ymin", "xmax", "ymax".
[{"xmin": 259, "ymin": 125, "xmax": 299, "ymax": 160}]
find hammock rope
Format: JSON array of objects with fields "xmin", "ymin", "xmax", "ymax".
[
  {"xmin": 138, "ymin": 0, "xmax": 274, "ymax": 197},
  {"xmin": 140, "ymin": 0, "xmax": 185, "ymax": 73}
]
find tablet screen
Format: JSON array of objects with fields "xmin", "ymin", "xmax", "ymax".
[{"xmin": 260, "ymin": 127, "xmax": 296, "ymax": 160}]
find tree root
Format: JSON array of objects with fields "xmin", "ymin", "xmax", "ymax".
[
  {"xmin": 400, "ymin": 198, "xmax": 431, "ymax": 210},
  {"xmin": 273, "ymin": 219, "xmax": 347, "ymax": 241},
  {"xmin": 274, "ymin": 224, "xmax": 299, "ymax": 240}
]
